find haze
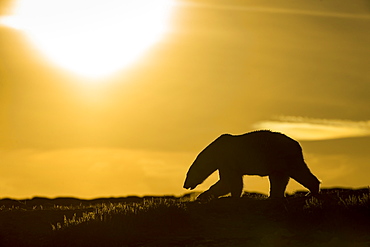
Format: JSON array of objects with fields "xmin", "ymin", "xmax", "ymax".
[{"xmin": 0, "ymin": 0, "xmax": 369, "ymax": 198}]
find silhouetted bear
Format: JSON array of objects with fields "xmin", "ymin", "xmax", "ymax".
[{"xmin": 183, "ymin": 130, "xmax": 320, "ymax": 200}]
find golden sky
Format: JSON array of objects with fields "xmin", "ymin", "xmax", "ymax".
[{"xmin": 0, "ymin": 0, "xmax": 369, "ymax": 198}]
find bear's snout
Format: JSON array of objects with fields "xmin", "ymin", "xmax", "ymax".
[
  {"xmin": 183, "ymin": 180, "xmax": 196, "ymax": 190},
  {"xmin": 183, "ymin": 183, "xmax": 192, "ymax": 190},
  {"xmin": 183, "ymin": 185, "xmax": 191, "ymax": 190}
]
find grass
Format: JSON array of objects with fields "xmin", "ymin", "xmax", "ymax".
[{"xmin": 0, "ymin": 188, "xmax": 369, "ymax": 247}]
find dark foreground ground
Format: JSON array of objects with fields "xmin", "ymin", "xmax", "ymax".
[{"xmin": 0, "ymin": 188, "xmax": 369, "ymax": 247}]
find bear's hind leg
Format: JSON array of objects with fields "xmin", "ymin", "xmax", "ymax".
[{"xmin": 268, "ymin": 173, "xmax": 289, "ymax": 198}]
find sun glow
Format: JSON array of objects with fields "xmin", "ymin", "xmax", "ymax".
[{"xmin": 1, "ymin": 0, "xmax": 175, "ymax": 78}]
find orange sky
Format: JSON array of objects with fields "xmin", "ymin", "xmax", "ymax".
[{"xmin": 0, "ymin": 0, "xmax": 369, "ymax": 198}]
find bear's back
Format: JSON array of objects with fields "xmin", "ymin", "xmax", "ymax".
[
  {"xmin": 225, "ymin": 130, "xmax": 302, "ymax": 159},
  {"xmin": 235, "ymin": 130, "xmax": 296, "ymax": 145},
  {"xmin": 204, "ymin": 130, "xmax": 302, "ymax": 159},
  {"xmin": 222, "ymin": 130, "xmax": 303, "ymax": 175}
]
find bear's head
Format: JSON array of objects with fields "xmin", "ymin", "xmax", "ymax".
[
  {"xmin": 183, "ymin": 134, "xmax": 228, "ymax": 190},
  {"xmin": 183, "ymin": 166, "xmax": 205, "ymax": 190},
  {"xmin": 183, "ymin": 153, "xmax": 218, "ymax": 190}
]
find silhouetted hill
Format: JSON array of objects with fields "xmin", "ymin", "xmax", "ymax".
[{"xmin": 0, "ymin": 188, "xmax": 369, "ymax": 247}]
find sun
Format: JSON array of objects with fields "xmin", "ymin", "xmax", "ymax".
[{"xmin": 1, "ymin": 0, "xmax": 175, "ymax": 79}]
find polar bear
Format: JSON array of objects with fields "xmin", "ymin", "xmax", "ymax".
[{"xmin": 183, "ymin": 130, "xmax": 320, "ymax": 200}]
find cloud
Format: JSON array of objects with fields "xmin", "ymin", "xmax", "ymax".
[
  {"xmin": 179, "ymin": 1, "xmax": 370, "ymax": 20},
  {"xmin": 253, "ymin": 116, "xmax": 370, "ymax": 141}
]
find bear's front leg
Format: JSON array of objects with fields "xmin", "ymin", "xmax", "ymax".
[
  {"xmin": 197, "ymin": 180, "xmax": 230, "ymax": 201},
  {"xmin": 229, "ymin": 175, "xmax": 243, "ymax": 198},
  {"xmin": 219, "ymin": 168, "xmax": 243, "ymax": 198},
  {"xmin": 197, "ymin": 171, "xmax": 243, "ymax": 201}
]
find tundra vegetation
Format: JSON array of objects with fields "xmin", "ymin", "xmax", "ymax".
[{"xmin": 0, "ymin": 188, "xmax": 369, "ymax": 247}]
